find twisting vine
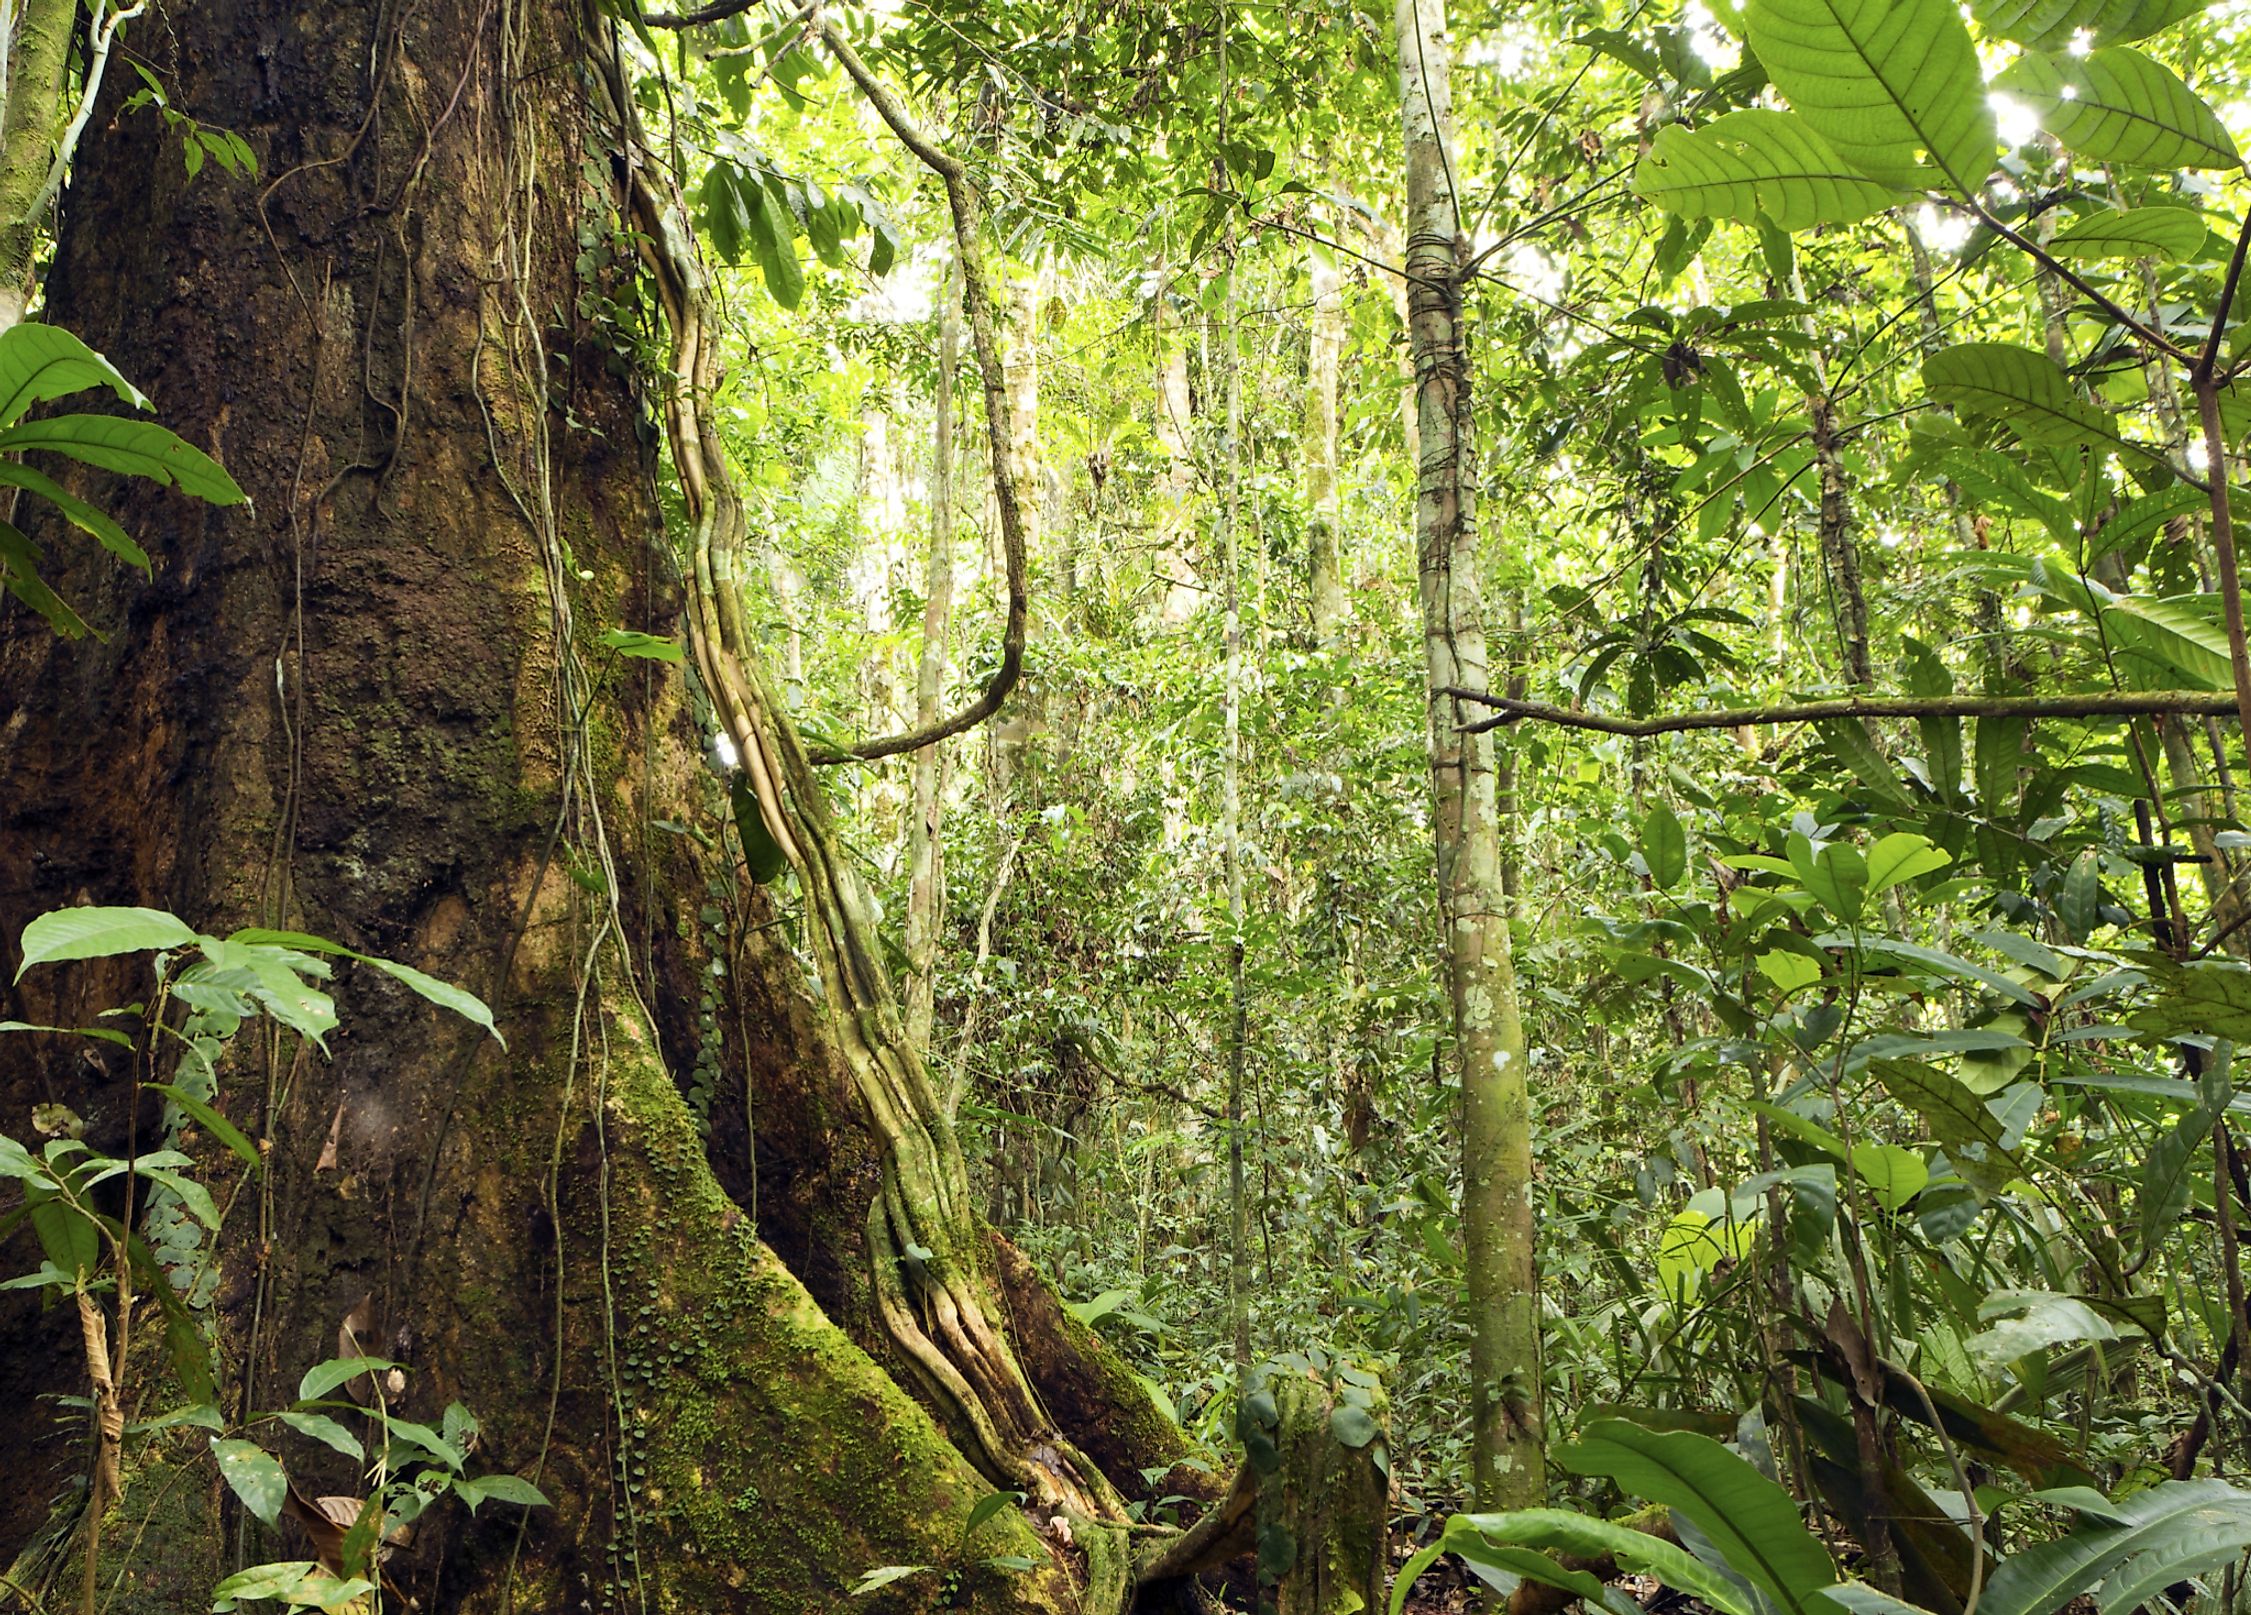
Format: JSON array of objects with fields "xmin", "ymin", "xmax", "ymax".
[{"xmin": 584, "ymin": 1, "xmax": 1129, "ymax": 1545}]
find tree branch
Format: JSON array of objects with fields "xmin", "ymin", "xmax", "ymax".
[
  {"xmin": 641, "ymin": 0, "xmax": 760, "ymax": 26},
  {"xmin": 805, "ymin": 12, "xmax": 1032, "ymax": 766},
  {"xmin": 1450, "ymin": 687, "xmax": 2241, "ymax": 737}
]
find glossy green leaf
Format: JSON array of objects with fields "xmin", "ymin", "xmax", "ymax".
[
  {"xmin": 1979, "ymin": 1480, "xmax": 2251, "ymax": 1615},
  {"xmin": 16, "ymin": 906, "xmax": 196, "ymax": 978},
  {"xmin": 0, "ymin": 322, "xmax": 147, "ymax": 426},
  {"xmin": 1641, "ymin": 801, "xmax": 1688, "ymax": 889},
  {"xmin": 1995, "ymin": 46, "xmax": 2239, "ymax": 169},
  {"xmin": 1392, "ymin": 1508, "xmax": 1757, "ymax": 1615},
  {"xmin": 1745, "ymin": 0, "xmax": 1995, "ymax": 191},
  {"xmin": 1970, "ymin": 0, "xmax": 2205, "ymax": 49},
  {"xmin": 1632, "ymin": 110, "xmax": 1904, "ymax": 229},
  {"xmin": 210, "ymin": 1437, "xmax": 290, "ymax": 1526},
  {"xmin": 1561, "ymin": 1419, "xmax": 1837, "ymax": 1615},
  {"xmin": 2047, "ymin": 207, "xmax": 2211, "ymax": 261},
  {"xmin": 0, "ymin": 413, "xmax": 246, "ymax": 503}
]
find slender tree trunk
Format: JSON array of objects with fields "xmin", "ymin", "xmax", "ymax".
[
  {"xmin": 1152, "ymin": 292, "xmax": 1202, "ymax": 626},
  {"xmin": 1395, "ymin": 0, "xmax": 1542, "ymax": 1510},
  {"xmin": 1217, "ymin": 217, "xmax": 1251, "ymax": 1385},
  {"xmin": 1306, "ymin": 236, "xmax": 1346, "ymax": 647},
  {"xmin": 906, "ymin": 261, "xmax": 960, "ymax": 1048}
]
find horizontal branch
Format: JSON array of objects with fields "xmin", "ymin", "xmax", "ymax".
[{"xmin": 1447, "ymin": 687, "xmax": 2241, "ymax": 738}]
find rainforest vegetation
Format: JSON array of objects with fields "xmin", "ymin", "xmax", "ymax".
[{"xmin": 16, "ymin": 0, "xmax": 2251, "ymax": 1612}]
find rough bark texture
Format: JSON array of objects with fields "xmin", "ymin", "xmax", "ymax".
[
  {"xmin": 0, "ymin": 3, "xmax": 1162, "ymax": 1610},
  {"xmin": 1395, "ymin": 0, "xmax": 1544, "ymax": 1510}
]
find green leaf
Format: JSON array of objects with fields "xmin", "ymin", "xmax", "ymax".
[
  {"xmin": 0, "ymin": 322, "xmax": 147, "ymax": 427},
  {"xmin": 1632, "ymin": 110, "xmax": 1904, "ymax": 229},
  {"xmin": 2139, "ymin": 1045, "xmax": 2228, "ymax": 1255},
  {"xmin": 1757, "ymin": 950, "xmax": 1826, "ymax": 993},
  {"xmin": 1331, "ymin": 1403, "xmax": 1382, "ymax": 1448},
  {"xmin": 1641, "ymin": 802, "xmax": 1688, "ymax": 889},
  {"xmin": 851, "ymin": 1565, "xmax": 933, "ymax": 1595},
  {"xmin": 297, "ymin": 1355, "xmax": 395, "ymax": 1404},
  {"xmin": 363, "ymin": 957, "xmax": 505, "ymax": 1050},
  {"xmin": 1394, "ymin": 1509, "xmax": 1755, "ymax": 1615},
  {"xmin": 1979, "ymin": 1480, "xmax": 2251, "ymax": 1615},
  {"xmin": 599, "ymin": 628, "xmax": 683, "ymax": 663},
  {"xmin": 1970, "ymin": 0, "xmax": 2205, "ymax": 50},
  {"xmin": 1968, "ymin": 1290, "xmax": 2133, "ymax": 1369},
  {"xmin": 0, "ymin": 459, "xmax": 147, "ymax": 569},
  {"xmin": 276, "ymin": 1410, "xmax": 364, "ymax": 1461},
  {"xmin": 1744, "ymin": 0, "xmax": 1995, "ymax": 192},
  {"xmin": 210, "ymin": 1438, "xmax": 290, "ymax": 1526},
  {"xmin": 147, "ymin": 1082, "xmax": 261, "ymax": 1171},
  {"xmin": 17, "ymin": 906, "xmax": 196, "ymax": 979},
  {"xmin": 749, "ymin": 179, "xmax": 805, "ymax": 310},
  {"xmin": 1800, "ymin": 840, "xmax": 1869, "ymax": 925},
  {"xmin": 209, "ymin": 1561, "xmax": 320, "ymax": 1609},
  {"xmin": 2061, "ymin": 849, "xmax": 2102, "ymax": 941},
  {"xmin": 730, "ymin": 773, "xmax": 790, "ymax": 885},
  {"xmin": 1923, "ymin": 343, "xmax": 2134, "ymax": 459},
  {"xmin": 2133, "ymin": 959, "xmax": 2251, "ymax": 1042},
  {"xmin": 1816, "ymin": 719, "xmax": 1914, "ymax": 811},
  {"xmin": 1561, "ymin": 1419, "xmax": 1837, "ymax": 1615},
  {"xmin": 1869, "ymin": 1059, "xmax": 2019, "ymax": 1197},
  {"xmin": 2047, "ymin": 207, "xmax": 2211, "ymax": 262},
  {"xmin": 454, "ymin": 1473, "xmax": 551, "ymax": 1513},
  {"xmin": 0, "ymin": 414, "xmax": 246, "ymax": 504},
  {"xmin": 1867, "ymin": 939, "xmax": 2044, "ymax": 1006},
  {"xmin": 1866, "ymin": 832, "xmax": 1951, "ymax": 897},
  {"xmin": 0, "ymin": 518, "xmax": 88, "ymax": 637},
  {"xmin": 1995, "ymin": 46, "xmax": 2239, "ymax": 170},
  {"xmin": 2103, "ymin": 594, "xmax": 2234, "ymax": 690},
  {"xmin": 963, "ymin": 1488, "xmax": 1025, "ymax": 1538}
]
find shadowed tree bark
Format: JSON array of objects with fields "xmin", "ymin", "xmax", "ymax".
[{"xmin": 0, "ymin": 2, "xmax": 1189, "ymax": 1610}]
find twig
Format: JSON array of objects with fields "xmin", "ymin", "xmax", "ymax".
[{"xmin": 1450, "ymin": 687, "xmax": 2240, "ymax": 737}]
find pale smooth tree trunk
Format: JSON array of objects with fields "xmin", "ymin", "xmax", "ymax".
[
  {"xmin": 1396, "ymin": 0, "xmax": 1543, "ymax": 1510},
  {"xmin": 906, "ymin": 260, "xmax": 960, "ymax": 1047},
  {"xmin": 1153, "ymin": 292, "xmax": 1203, "ymax": 625},
  {"xmin": 1306, "ymin": 234, "xmax": 1347, "ymax": 647}
]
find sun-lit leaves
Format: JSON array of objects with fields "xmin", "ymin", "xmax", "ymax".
[
  {"xmin": 1633, "ymin": 110, "xmax": 1904, "ymax": 228},
  {"xmin": 1744, "ymin": 0, "xmax": 1995, "ymax": 191},
  {"xmin": 1995, "ymin": 46, "xmax": 2240, "ymax": 169}
]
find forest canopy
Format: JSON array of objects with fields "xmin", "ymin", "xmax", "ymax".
[{"xmin": 9, "ymin": 0, "xmax": 2251, "ymax": 1613}]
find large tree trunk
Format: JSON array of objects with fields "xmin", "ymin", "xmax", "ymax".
[
  {"xmin": 0, "ymin": 3, "xmax": 1180, "ymax": 1610},
  {"xmin": 1395, "ymin": 0, "xmax": 1545, "ymax": 1511}
]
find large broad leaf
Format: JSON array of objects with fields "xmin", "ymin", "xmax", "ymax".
[
  {"xmin": 2134, "ymin": 959, "xmax": 2251, "ymax": 1042},
  {"xmin": 1923, "ymin": 343, "xmax": 2137, "ymax": 459},
  {"xmin": 2101, "ymin": 594, "xmax": 2234, "ymax": 690},
  {"xmin": 210, "ymin": 1438, "xmax": 290, "ymax": 1526},
  {"xmin": 1996, "ymin": 47, "xmax": 2239, "ymax": 170},
  {"xmin": 2047, "ymin": 207, "xmax": 2211, "ymax": 262},
  {"xmin": 0, "ymin": 518, "xmax": 87, "ymax": 637},
  {"xmin": 1870, "ymin": 1058, "xmax": 2023, "ymax": 1194},
  {"xmin": 226, "ymin": 928, "xmax": 505, "ymax": 1049},
  {"xmin": 0, "ymin": 323, "xmax": 146, "ymax": 427},
  {"xmin": 0, "ymin": 413, "xmax": 245, "ymax": 504},
  {"xmin": 1632, "ymin": 110, "xmax": 1904, "ymax": 229},
  {"xmin": 16, "ymin": 906, "xmax": 197, "ymax": 978},
  {"xmin": 1392, "ymin": 1509, "xmax": 1755, "ymax": 1615},
  {"xmin": 1744, "ymin": 0, "xmax": 1995, "ymax": 192},
  {"xmin": 0, "ymin": 459, "xmax": 147, "ymax": 569},
  {"xmin": 2140, "ymin": 1052, "xmax": 2228, "ymax": 1260},
  {"xmin": 1971, "ymin": 0, "xmax": 2205, "ymax": 49},
  {"xmin": 1561, "ymin": 1419, "xmax": 1838, "ymax": 1615},
  {"xmin": 1979, "ymin": 1480, "xmax": 2251, "ymax": 1615}
]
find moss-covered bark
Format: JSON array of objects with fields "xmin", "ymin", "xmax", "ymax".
[{"xmin": 0, "ymin": 2, "xmax": 1186, "ymax": 1611}]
